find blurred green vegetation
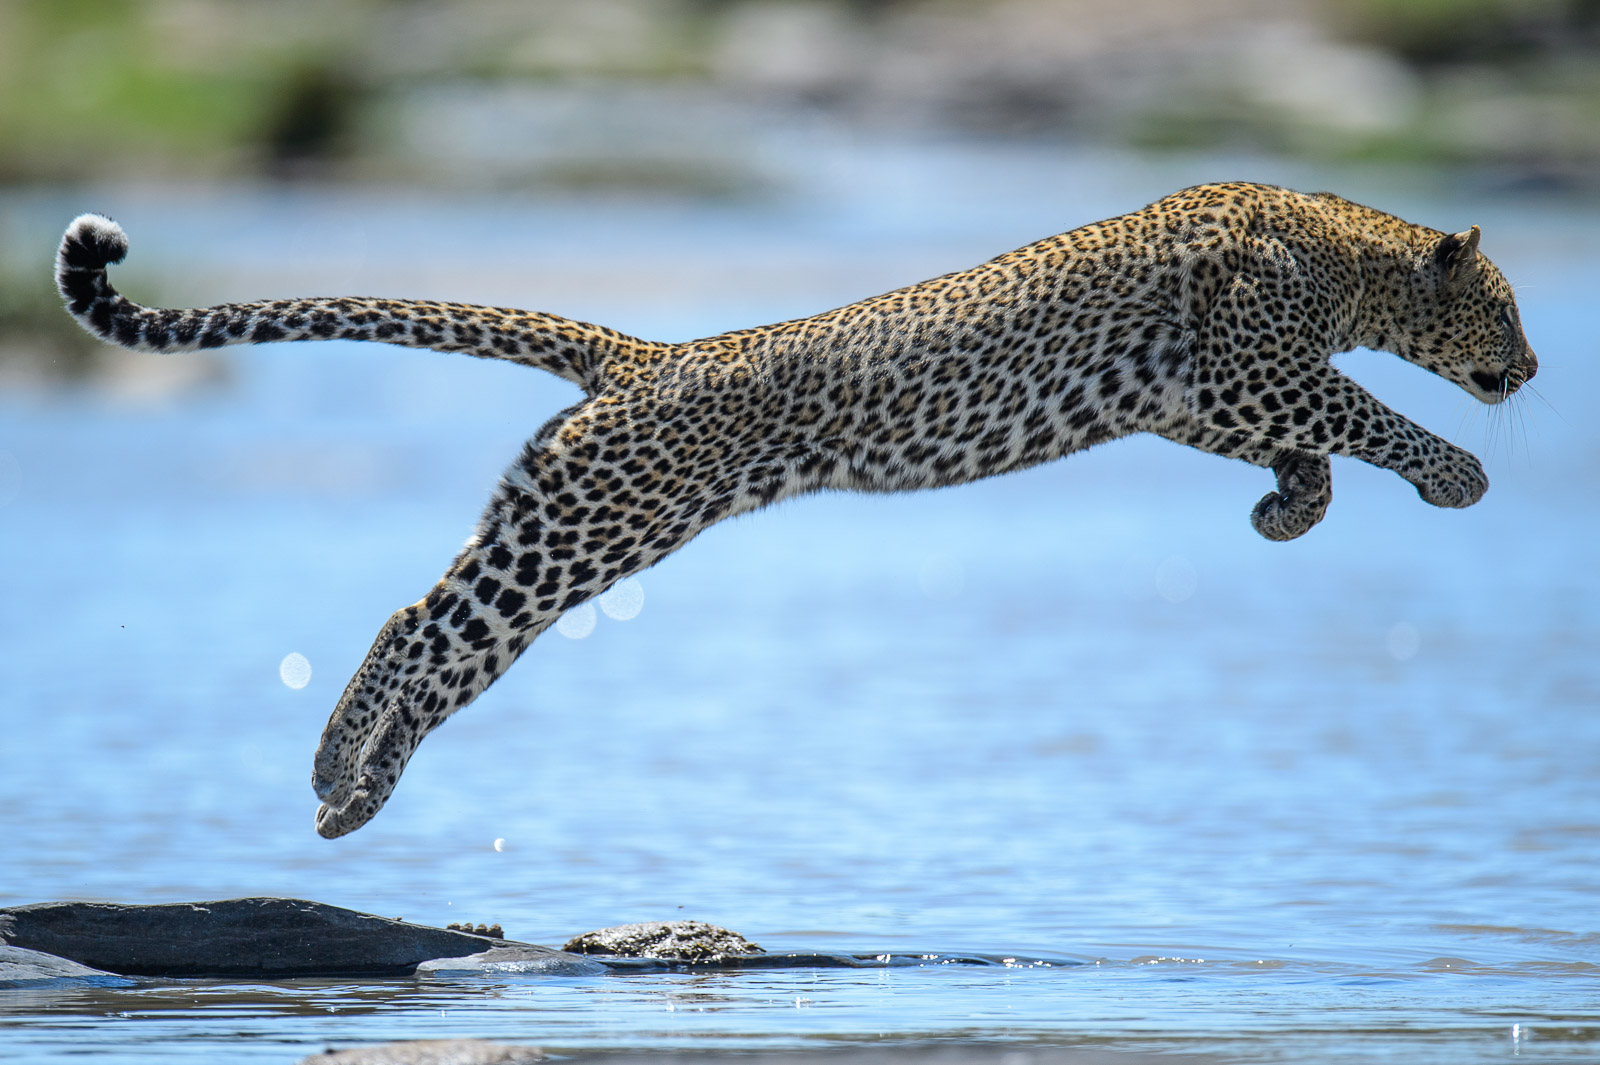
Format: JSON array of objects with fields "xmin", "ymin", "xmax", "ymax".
[
  {"xmin": 4, "ymin": 0, "xmax": 1600, "ymax": 183},
  {"xmin": 7, "ymin": 0, "xmax": 1600, "ymax": 384},
  {"xmin": 0, "ymin": 0, "xmax": 375, "ymax": 179},
  {"xmin": 1332, "ymin": 0, "xmax": 1600, "ymax": 63}
]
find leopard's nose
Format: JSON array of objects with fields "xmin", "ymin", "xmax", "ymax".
[{"xmin": 1519, "ymin": 344, "xmax": 1538, "ymax": 380}]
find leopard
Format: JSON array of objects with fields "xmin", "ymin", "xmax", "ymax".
[{"xmin": 56, "ymin": 181, "xmax": 1537, "ymax": 838}]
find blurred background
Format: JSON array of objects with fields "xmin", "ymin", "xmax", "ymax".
[
  {"xmin": 2, "ymin": 3, "xmax": 1599, "ymax": 1062},
  {"xmin": 6, "ymin": 0, "xmax": 1600, "ymax": 384}
]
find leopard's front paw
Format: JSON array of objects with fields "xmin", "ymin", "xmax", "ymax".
[
  {"xmin": 1251, "ymin": 490, "xmax": 1330, "ymax": 541},
  {"xmin": 1251, "ymin": 452, "xmax": 1331, "ymax": 542},
  {"xmin": 1413, "ymin": 445, "xmax": 1488, "ymax": 509}
]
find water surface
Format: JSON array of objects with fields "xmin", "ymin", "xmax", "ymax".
[{"xmin": 2, "ymin": 142, "xmax": 1597, "ymax": 1063}]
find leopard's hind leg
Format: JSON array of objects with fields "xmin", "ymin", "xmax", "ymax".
[{"xmin": 310, "ymin": 400, "xmax": 765, "ymax": 838}]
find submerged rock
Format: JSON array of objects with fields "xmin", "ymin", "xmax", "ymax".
[
  {"xmin": 0, "ymin": 898, "xmax": 513, "ymax": 977},
  {"xmin": 299, "ymin": 1039, "xmax": 544, "ymax": 1064},
  {"xmin": 563, "ymin": 920, "xmax": 764, "ymax": 961},
  {"xmin": 416, "ymin": 945, "xmax": 608, "ymax": 977},
  {"xmin": 0, "ymin": 944, "xmax": 134, "ymax": 987}
]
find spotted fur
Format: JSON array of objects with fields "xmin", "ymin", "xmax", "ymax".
[{"xmin": 57, "ymin": 182, "xmax": 1536, "ymax": 837}]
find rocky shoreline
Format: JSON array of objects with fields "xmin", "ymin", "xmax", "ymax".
[
  {"xmin": 1, "ymin": 896, "xmax": 1083, "ymax": 1064},
  {"xmin": 0, "ymin": 898, "xmax": 1096, "ymax": 1063},
  {"xmin": 0, "ymin": 896, "xmax": 1069, "ymax": 986}
]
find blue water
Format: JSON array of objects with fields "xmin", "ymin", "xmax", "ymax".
[{"xmin": 2, "ymin": 142, "xmax": 1598, "ymax": 1063}]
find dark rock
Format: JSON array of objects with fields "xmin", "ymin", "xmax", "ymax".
[
  {"xmin": 563, "ymin": 920, "xmax": 763, "ymax": 961},
  {"xmin": 416, "ymin": 945, "xmax": 608, "ymax": 977},
  {"xmin": 0, "ymin": 944, "xmax": 135, "ymax": 987},
  {"xmin": 299, "ymin": 1039, "xmax": 544, "ymax": 1064},
  {"xmin": 0, "ymin": 898, "xmax": 511, "ymax": 977}
]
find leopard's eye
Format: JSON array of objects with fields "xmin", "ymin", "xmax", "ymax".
[{"xmin": 1497, "ymin": 307, "xmax": 1514, "ymax": 331}]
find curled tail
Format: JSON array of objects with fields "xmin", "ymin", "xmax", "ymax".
[{"xmin": 56, "ymin": 213, "xmax": 653, "ymax": 392}]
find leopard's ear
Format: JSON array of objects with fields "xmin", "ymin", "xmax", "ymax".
[{"xmin": 1434, "ymin": 225, "xmax": 1482, "ymax": 292}]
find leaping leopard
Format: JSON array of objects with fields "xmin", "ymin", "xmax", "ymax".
[{"xmin": 57, "ymin": 182, "xmax": 1537, "ymax": 838}]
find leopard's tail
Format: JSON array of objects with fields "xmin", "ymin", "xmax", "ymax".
[{"xmin": 56, "ymin": 213, "xmax": 655, "ymax": 392}]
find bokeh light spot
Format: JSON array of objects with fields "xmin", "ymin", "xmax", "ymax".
[
  {"xmin": 1386, "ymin": 622, "xmax": 1420, "ymax": 661},
  {"xmin": 556, "ymin": 602, "xmax": 597, "ymax": 639},
  {"xmin": 599, "ymin": 577, "xmax": 645, "ymax": 620},
  {"xmin": 279, "ymin": 652, "xmax": 312, "ymax": 689}
]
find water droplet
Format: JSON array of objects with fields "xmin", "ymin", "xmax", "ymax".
[
  {"xmin": 917, "ymin": 553, "xmax": 964, "ymax": 601},
  {"xmin": 279, "ymin": 652, "xmax": 312, "ymax": 689},
  {"xmin": 598, "ymin": 577, "xmax": 644, "ymax": 620},
  {"xmin": 1387, "ymin": 622, "xmax": 1420, "ymax": 661},
  {"xmin": 1154, "ymin": 556, "xmax": 1197, "ymax": 603},
  {"xmin": 556, "ymin": 603, "xmax": 597, "ymax": 639},
  {"xmin": 493, "ymin": 838, "xmax": 507, "ymax": 853}
]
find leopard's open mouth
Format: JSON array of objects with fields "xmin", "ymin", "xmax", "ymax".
[{"xmin": 1469, "ymin": 365, "xmax": 1534, "ymax": 404}]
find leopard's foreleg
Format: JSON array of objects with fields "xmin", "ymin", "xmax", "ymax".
[
  {"xmin": 1250, "ymin": 450, "xmax": 1333, "ymax": 541},
  {"xmin": 1156, "ymin": 420, "xmax": 1332, "ymax": 541},
  {"xmin": 1186, "ymin": 277, "xmax": 1487, "ymax": 514}
]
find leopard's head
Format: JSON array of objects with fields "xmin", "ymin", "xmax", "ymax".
[{"xmin": 1403, "ymin": 226, "xmax": 1537, "ymax": 404}]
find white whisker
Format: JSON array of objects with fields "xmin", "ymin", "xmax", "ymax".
[{"xmin": 1521, "ymin": 382, "xmax": 1565, "ymax": 424}]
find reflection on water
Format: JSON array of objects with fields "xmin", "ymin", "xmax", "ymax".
[
  {"xmin": 1, "ymin": 143, "xmax": 1598, "ymax": 1064},
  {"xmin": 4, "ymin": 957, "xmax": 1599, "ymax": 1063}
]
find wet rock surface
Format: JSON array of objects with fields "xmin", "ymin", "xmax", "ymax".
[
  {"xmin": 300, "ymin": 1039, "xmax": 545, "ymax": 1064},
  {"xmin": 563, "ymin": 921, "xmax": 765, "ymax": 962},
  {"xmin": 417, "ymin": 945, "xmax": 608, "ymax": 977},
  {"xmin": 0, "ymin": 898, "xmax": 516, "ymax": 977},
  {"xmin": 0, "ymin": 944, "xmax": 134, "ymax": 987},
  {"xmin": 558, "ymin": 923, "xmax": 1065, "ymax": 973}
]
